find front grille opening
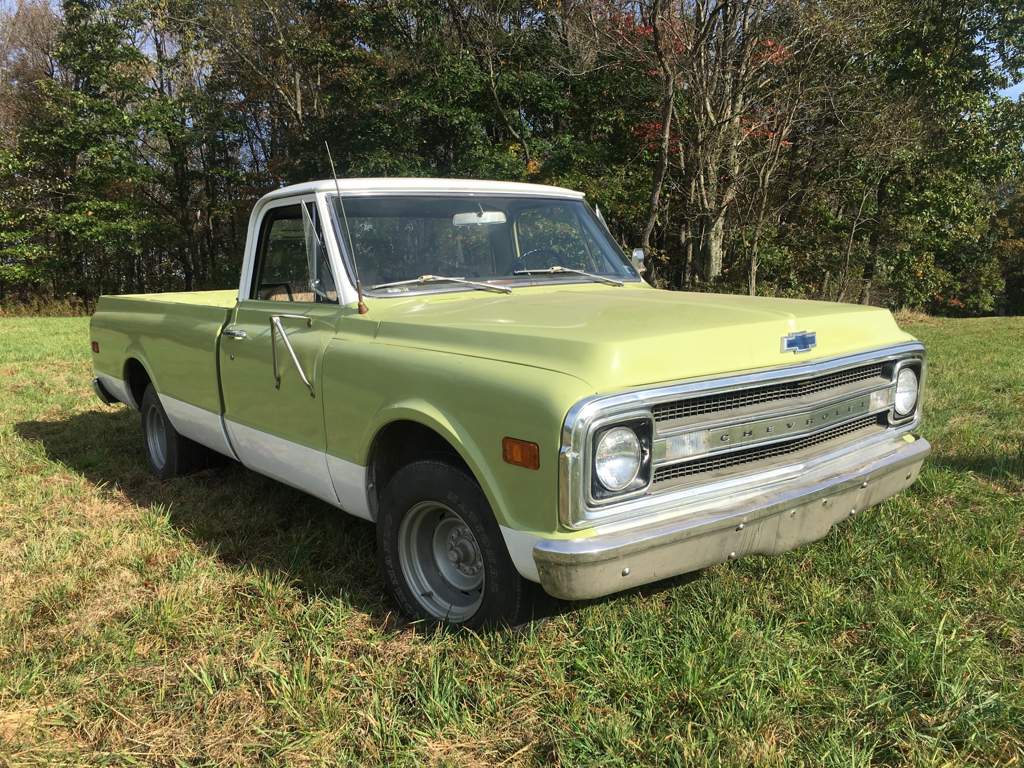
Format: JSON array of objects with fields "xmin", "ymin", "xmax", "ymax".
[
  {"xmin": 652, "ymin": 362, "xmax": 886, "ymax": 423},
  {"xmin": 653, "ymin": 413, "xmax": 884, "ymax": 484}
]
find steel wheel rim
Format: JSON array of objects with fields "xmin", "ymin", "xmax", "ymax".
[
  {"xmin": 397, "ymin": 501, "xmax": 484, "ymax": 622},
  {"xmin": 145, "ymin": 404, "xmax": 168, "ymax": 470}
]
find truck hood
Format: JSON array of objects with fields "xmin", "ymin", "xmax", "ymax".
[{"xmin": 368, "ymin": 283, "xmax": 914, "ymax": 392}]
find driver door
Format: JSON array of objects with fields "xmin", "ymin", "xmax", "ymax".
[{"xmin": 219, "ymin": 197, "xmax": 341, "ymax": 505}]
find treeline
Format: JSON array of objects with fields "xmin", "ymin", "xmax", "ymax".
[{"xmin": 1, "ymin": 0, "xmax": 1023, "ymax": 314}]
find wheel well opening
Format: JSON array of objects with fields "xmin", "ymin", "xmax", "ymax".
[
  {"xmin": 368, "ymin": 421, "xmax": 471, "ymax": 508},
  {"xmin": 123, "ymin": 358, "xmax": 152, "ymax": 409}
]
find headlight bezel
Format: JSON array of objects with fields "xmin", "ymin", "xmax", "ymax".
[
  {"xmin": 587, "ymin": 414, "xmax": 654, "ymax": 503},
  {"xmin": 890, "ymin": 359, "xmax": 922, "ymax": 423}
]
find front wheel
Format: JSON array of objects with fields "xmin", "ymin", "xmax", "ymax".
[{"xmin": 377, "ymin": 460, "xmax": 527, "ymax": 628}]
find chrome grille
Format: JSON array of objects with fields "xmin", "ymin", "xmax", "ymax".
[
  {"xmin": 653, "ymin": 413, "xmax": 884, "ymax": 485},
  {"xmin": 652, "ymin": 362, "xmax": 886, "ymax": 423}
]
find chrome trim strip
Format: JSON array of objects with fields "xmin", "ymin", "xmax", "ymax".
[
  {"xmin": 651, "ymin": 415, "xmax": 887, "ymax": 491},
  {"xmin": 559, "ymin": 342, "xmax": 925, "ymax": 529},
  {"xmin": 651, "ymin": 388, "xmax": 889, "ymax": 466},
  {"xmin": 327, "ymin": 190, "xmax": 585, "ymax": 200},
  {"xmin": 653, "ymin": 375, "xmax": 892, "ymax": 435}
]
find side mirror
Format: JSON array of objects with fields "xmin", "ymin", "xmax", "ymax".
[{"xmin": 631, "ymin": 247, "xmax": 646, "ymax": 274}]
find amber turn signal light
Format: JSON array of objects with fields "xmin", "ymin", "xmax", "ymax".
[{"xmin": 502, "ymin": 437, "xmax": 540, "ymax": 470}]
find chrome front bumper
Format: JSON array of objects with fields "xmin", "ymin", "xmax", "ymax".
[{"xmin": 533, "ymin": 435, "xmax": 930, "ymax": 600}]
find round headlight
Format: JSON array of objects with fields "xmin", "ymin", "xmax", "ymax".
[
  {"xmin": 894, "ymin": 367, "xmax": 919, "ymax": 417},
  {"xmin": 594, "ymin": 426, "xmax": 641, "ymax": 491}
]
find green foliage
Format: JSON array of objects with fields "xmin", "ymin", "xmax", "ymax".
[{"xmin": 1, "ymin": 0, "xmax": 1023, "ymax": 313}]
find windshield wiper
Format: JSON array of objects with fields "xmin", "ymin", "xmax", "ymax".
[
  {"xmin": 513, "ymin": 266, "xmax": 624, "ymax": 287},
  {"xmin": 368, "ymin": 274, "xmax": 512, "ymax": 294}
]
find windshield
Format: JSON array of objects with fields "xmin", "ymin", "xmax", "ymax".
[{"xmin": 328, "ymin": 195, "xmax": 637, "ymax": 293}]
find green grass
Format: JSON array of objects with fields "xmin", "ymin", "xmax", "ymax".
[{"xmin": 1, "ymin": 316, "xmax": 1022, "ymax": 766}]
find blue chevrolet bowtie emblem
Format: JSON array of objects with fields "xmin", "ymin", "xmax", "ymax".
[{"xmin": 781, "ymin": 330, "xmax": 817, "ymax": 353}]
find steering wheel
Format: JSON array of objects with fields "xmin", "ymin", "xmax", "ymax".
[{"xmin": 514, "ymin": 247, "xmax": 568, "ymax": 272}]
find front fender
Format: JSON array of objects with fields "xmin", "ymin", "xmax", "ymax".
[
  {"xmin": 363, "ymin": 399, "xmax": 510, "ymax": 527},
  {"xmin": 322, "ymin": 337, "xmax": 594, "ymax": 535}
]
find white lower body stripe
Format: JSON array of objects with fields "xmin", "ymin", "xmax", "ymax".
[
  {"xmin": 224, "ymin": 419, "xmax": 372, "ymax": 519},
  {"xmin": 327, "ymin": 455, "xmax": 373, "ymax": 520},
  {"xmin": 498, "ymin": 526, "xmax": 542, "ymax": 583},
  {"xmin": 160, "ymin": 394, "xmax": 236, "ymax": 458},
  {"xmin": 96, "ymin": 374, "xmax": 134, "ymax": 408},
  {"xmin": 224, "ymin": 419, "xmax": 339, "ymax": 506}
]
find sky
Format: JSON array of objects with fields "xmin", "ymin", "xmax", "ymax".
[{"xmin": 1001, "ymin": 82, "xmax": 1024, "ymax": 100}]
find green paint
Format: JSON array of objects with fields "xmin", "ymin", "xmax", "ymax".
[{"xmin": 90, "ymin": 280, "xmax": 914, "ymax": 538}]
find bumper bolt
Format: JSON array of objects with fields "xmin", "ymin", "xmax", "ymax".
[
  {"xmin": 860, "ymin": 481, "xmax": 868, "ymax": 489},
  {"xmin": 728, "ymin": 551, "xmax": 737, "ymax": 559},
  {"xmin": 736, "ymin": 523, "xmax": 745, "ymax": 531},
  {"xmin": 621, "ymin": 567, "xmax": 631, "ymax": 577}
]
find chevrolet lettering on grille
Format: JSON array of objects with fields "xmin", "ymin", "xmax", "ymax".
[{"xmin": 707, "ymin": 394, "xmax": 872, "ymax": 449}]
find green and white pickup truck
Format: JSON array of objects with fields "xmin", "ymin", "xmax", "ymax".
[{"xmin": 90, "ymin": 178, "xmax": 930, "ymax": 627}]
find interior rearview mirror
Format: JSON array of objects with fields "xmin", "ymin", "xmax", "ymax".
[{"xmin": 453, "ymin": 210, "xmax": 507, "ymax": 226}]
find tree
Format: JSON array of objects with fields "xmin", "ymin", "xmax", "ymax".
[{"xmin": 1, "ymin": 0, "xmax": 1022, "ymax": 315}]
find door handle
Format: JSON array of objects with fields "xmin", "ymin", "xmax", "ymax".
[
  {"xmin": 270, "ymin": 314, "xmax": 315, "ymax": 397},
  {"xmin": 223, "ymin": 328, "xmax": 247, "ymax": 339}
]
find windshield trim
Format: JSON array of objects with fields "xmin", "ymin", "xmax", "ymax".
[{"xmin": 328, "ymin": 189, "xmax": 584, "ymax": 201}]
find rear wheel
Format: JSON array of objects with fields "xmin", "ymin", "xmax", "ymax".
[
  {"xmin": 377, "ymin": 460, "xmax": 527, "ymax": 628},
  {"xmin": 140, "ymin": 385, "xmax": 211, "ymax": 479}
]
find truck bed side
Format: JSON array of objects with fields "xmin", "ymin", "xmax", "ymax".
[{"xmin": 90, "ymin": 290, "xmax": 236, "ymax": 454}]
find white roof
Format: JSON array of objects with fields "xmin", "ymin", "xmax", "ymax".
[{"xmin": 258, "ymin": 177, "xmax": 586, "ymax": 203}]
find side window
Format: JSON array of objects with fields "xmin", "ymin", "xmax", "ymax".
[{"xmin": 252, "ymin": 203, "xmax": 337, "ymax": 303}]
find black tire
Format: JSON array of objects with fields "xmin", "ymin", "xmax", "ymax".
[
  {"xmin": 140, "ymin": 385, "xmax": 212, "ymax": 479},
  {"xmin": 377, "ymin": 459, "xmax": 527, "ymax": 629}
]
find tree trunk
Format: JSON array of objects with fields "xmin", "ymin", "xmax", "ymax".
[
  {"xmin": 748, "ymin": 246, "xmax": 758, "ymax": 296},
  {"xmin": 748, "ymin": 192, "xmax": 769, "ymax": 296},
  {"xmin": 702, "ymin": 213, "xmax": 725, "ymax": 280},
  {"xmin": 640, "ymin": 0, "xmax": 675, "ymax": 252},
  {"xmin": 641, "ymin": 77, "xmax": 674, "ymax": 251}
]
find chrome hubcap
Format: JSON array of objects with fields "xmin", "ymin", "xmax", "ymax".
[
  {"xmin": 145, "ymin": 404, "xmax": 168, "ymax": 470},
  {"xmin": 398, "ymin": 501, "xmax": 484, "ymax": 622}
]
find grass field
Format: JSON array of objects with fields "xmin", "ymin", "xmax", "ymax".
[{"xmin": 1, "ymin": 316, "xmax": 1022, "ymax": 766}]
